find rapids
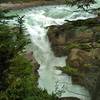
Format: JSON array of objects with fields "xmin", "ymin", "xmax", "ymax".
[{"xmin": 7, "ymin": 0, "xmax": 100, "ymax": 99}]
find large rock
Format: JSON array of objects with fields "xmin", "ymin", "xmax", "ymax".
[
  {"xmin": 72, "ymin": 65, "xmax": 100, "ymax": 94},
  {"xmin": 47, "ymin": 16, "xmax": 100, "ymax": 57},
  {"xmin": 68, "ymin": 48, "xmax": 91, "ymax": 70},
  {"xmin": 67, "ymin": 48, "xmax": 100, "ymax": 96},
  {"xmin": 67, "ymin": 49, "xmax": 100, "ymax": 98}
]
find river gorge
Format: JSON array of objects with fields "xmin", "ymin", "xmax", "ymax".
[{"xmin": 6, "ymin": 1, "xmax": 100, "ymax": 100}]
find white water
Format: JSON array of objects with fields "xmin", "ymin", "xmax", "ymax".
[
  {"xmin": 8, "ymin": 1, "xmax": 100, "ymax": 100},
  {"xmin": 23, "ymin": 6, "xmax": 93, "ymax": 100}
]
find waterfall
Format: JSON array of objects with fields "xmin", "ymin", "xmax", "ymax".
[
  {"xmin": 8, "ymin": 1, "xmax": 100, "ymax": 99},
  {"xmin": 23, "ymin": 6, "xmax": 93, "ymax": 100}
]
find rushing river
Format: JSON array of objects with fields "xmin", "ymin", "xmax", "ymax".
[{"xmin": 7, "ymin": 1, "xmax": 100, "ymax": 100}]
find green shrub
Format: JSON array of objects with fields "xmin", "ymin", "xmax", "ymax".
[
  {"xmin": 0, "ymin": 55, "xmax": 58, "ymax": 100},
  {"xmin": 58, "ymin": 65, "xmax": 79, "ymax": 76}
]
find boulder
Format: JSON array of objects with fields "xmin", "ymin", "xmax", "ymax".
[{"xmin": 68, "ymin": 48, "xmax": 91, "ymax": 70}]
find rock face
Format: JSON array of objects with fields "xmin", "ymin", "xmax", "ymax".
[
  {"xmin": 47, "ymin": 16, "xmax": 100, "ymax": 100},
  {"xmin": 47, "ymin": 16, "xmax": 100, "ymax": 57},
  {"xmin": 67, "ymin": 48, "xmax": 100, "ymax": 96},
  {"xmin": 68, "ymin": 47, "xmax": 100, "ymax": 100},
  {"xmin": 68, "ymin": 48, "xmax": 91, "ymax": 69},
  {"xmin": 48, "ymin": 25, "xmax": 70, "ymax": 56}
]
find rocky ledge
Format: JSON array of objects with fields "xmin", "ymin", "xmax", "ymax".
[{"xmin": 47, "ymin": 16, "xmax": 100, "ymax": 100}]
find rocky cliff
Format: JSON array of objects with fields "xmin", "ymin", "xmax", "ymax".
[{"xmin": 47, "ymin": 16, "xmax": 100, "ymax": 100}]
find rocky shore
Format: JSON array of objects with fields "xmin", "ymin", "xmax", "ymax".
[
  {"xmin": 0, "ymin": 0, "xmax": 65, "ymax": 10},
  {"xmin": 47, "ymin": 16, "xmax": 100, "ymax": 100}
]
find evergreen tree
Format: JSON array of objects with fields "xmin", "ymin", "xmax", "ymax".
[{"xmin": 0, "ymin": 12, "xmax": 30, "ymax": 90}]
